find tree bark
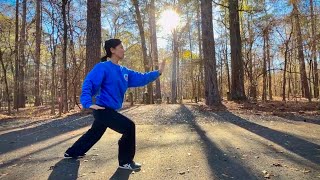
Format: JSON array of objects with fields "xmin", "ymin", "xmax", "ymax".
[
  {"xmin": 229, "ymin": 0, "xmax": 246, "ymax": 100},
  {"xmin": 34, "ymin": 0, "xmax": 42, "ymax": 106},
  {"xmin": 310, "ymin": 0, "xmax": 319, "ymax": 98},
  {"xmin": 14, "ymin": 0, "xmax": 19, "ymax": 110},
  {"xmin": 197, "ymin": 1, "xmax": 203, "ymax": 100},
  {"xmin": 86, "ymin": 0, "xmax": 101, "ymax": 74},
  {"xmin": 201, "ymin": 0, "xmax": 221, "ymax": 106},
  {"xmin": 62, "ymin": 0, "xmax": 68, "ymax": 113}
]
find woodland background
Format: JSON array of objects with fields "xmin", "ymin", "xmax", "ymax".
[{"xmin": 0, "ymin": 0, "xmax": 319, "ymax": 116}]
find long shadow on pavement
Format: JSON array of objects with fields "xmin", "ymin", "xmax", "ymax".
[
  {"xmin": 176, "ymin": 105, "xmax": 258, "ymax": 179},
  {"xmin": 0, "ymin": 106, "xmax": 137, "ymax": 156},
  {"xmin": 274, "ymin": 113, "xmax": 320, "ymax": 125},
  {"xmin": 215, "ymin": 111, "xmax": 320, "ymax": 166},
  {"xmin": 48, "ymin": 159, "xmax": 80, "ymax": 180},
  {"xmin": 0, "ymin": 114, "xmax": 93, "ymax": 155}
]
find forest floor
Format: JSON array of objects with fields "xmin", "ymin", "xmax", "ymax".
[{"xmin": 0, "ymin": 99, "xmax": 319, "ymax": 180}]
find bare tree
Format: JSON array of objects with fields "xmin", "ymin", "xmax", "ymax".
[
  {"xmin": 149, "ymin": 0, "xmax": 161, "ymax": 101},
  {"xmin": 292, "ymin": 2, "xmax": 311, "ymax": 101},
  {"xmin": 132, "ymin": 0, "xmax": 153, "ymax": 104},
  {"xmin": 18, "ymin": 0, "xmax": 27, "ymax": 108}
]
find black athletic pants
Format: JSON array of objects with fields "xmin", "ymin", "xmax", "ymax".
[{"xmin": 65, "ymin": 107, "xmax": 136, "ymax": 165}]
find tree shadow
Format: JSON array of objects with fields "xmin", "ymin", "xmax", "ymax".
[
  {"xmin": 0, "ymin": 114, "xmax": 93, "ymax": 155},
  {"xmin": 48, "ymin": 159, "xmax": 80, "ymax": 180},
  {"xmin": 0, "ymin": 106, "xmax": 137, "ymax": 156},
  {"xmin": 109, "ymin": 168, "xmax": 140, "ymax": 180},
  {"xmin": 215, "ymin": 111, "xmax": 320, "ymax": 165},
  {"xmin": 274, "ymin": 112, "xmax": 320, "ymax": 125},
  {"xmin": 174, "ymin": 105, "xmax": 258, "ymax": 179}
]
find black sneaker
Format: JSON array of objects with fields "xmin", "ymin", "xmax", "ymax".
[
  {"xmin": 64, "ymin": 152, "xmax": 86, "ymax": 159},
  {"xmin": 119, "ymin": 161, "xmax": 141, "ymax": 170}
]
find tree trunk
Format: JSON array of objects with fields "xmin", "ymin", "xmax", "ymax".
[
  {"xmin": 49, "ymin": 5, "xmax": 56, "ymax": 115},
  {"xmin": 171, "ymin": 30, "xmax": 178, "ymax": 104},
  {"xmin": 18, "ymin": 0, "xmax": 27, "ymax": 108},
  {"xmin": 67, "ymin": 0, "xmax": 79, "ymax": 109},
  {"xmin": 310, "ymin": 0, "xmax": 319, "ymax": 98},
  {"xmin": 229, "ymin": 0, "xmax": 246, "ymax": 100},
  {"xmin": 266, "ymin": 29, "xmax": 272, "ymax": 100},
  {"xmin": 132, "ymin": 0, "xmax": 153, "ymax": 104},
  {"xmin": 14, "ymin": 0, "xmax": 19, "ymax": 110},
  {"xmin": 149, "ymin": 0, "xmax": 161, "ymax": 101},
  {"xmin": 62, "ymin": 0, "xmax": 68, "ymax": 113},
  {"xmin": 201, "ymin": 0, "xmax": 221, "ymax": 106},
  {"xmin": 34, "ymin": 0, "xmax": 42, "ymax": 106},
  {"xmin": 197, "ymin": 1, "xmax": 203, "ymax": 100},
  {"xmin": 86, "ymin": 0, "xmax": 101, "ymax": 74},
  {"xmin": 247, "ymin": 15, "xmax": 256, "ymax": 100},
  {"xmin": 293, "ymin": 3, "xmax": 311, "ymax": 101},
  {"xmin": 262, "ymin": 29, "xmax": 267, "ymax": 101},
  {"xmin": 0, "ymin": 50, "xmax": 11, "ymax": 114},
  {"xmin": 187, "ymin": 12, "xmax": 195, "ymax": 100},
  {"xmin": 282, "ymin": 38, "xmax": 291, "ymax": 101}
]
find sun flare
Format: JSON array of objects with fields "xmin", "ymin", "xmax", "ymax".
[{"xmin": 159, "ymin": 9, "xmax": 180, "ymax": 32}]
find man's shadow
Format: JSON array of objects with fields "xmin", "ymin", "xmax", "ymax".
[
  {"xmin": 109, "ymin": 168, "xmax": 140, "ymax": 180},
  {"xmin": 48, "ymin": 159, "xmax": 80, "ymax": 180}
]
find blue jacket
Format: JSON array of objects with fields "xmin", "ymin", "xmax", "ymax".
[{"xmin": 80, "ymin": 60, "xmax": 160, "ymax": 110}]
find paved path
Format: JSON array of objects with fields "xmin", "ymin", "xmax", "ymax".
[{"xmin": 0, "ymin": 104, "xmax": 319, "ymax": 179}]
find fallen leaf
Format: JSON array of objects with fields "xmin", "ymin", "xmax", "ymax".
[
  {"xmin": 264, "ymin": 173, "xmax": 270, "ymax": 179},
  {"xmin": 222, "ymin": 173, "xmax": 229, "ymax": 177},
  {"xmin": 272, "ymin": 163, "xmax": 282, "ymax": 167},
  {"xmin": 301, "ymin": 169, "xmax": 311, "ymax": 173}
]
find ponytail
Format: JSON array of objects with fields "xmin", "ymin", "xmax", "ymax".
[{"xmin": 100, "ymin": 55, "xmax": 108, "ymax": 62}]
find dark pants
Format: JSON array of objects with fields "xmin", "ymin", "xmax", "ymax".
[{"xmin": 65, "ymin": 108, "xmax": 136, "ymax": 165}]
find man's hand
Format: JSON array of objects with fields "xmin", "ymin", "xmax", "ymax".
[
  {"xmin": 158, "ymin": 60, "xmax": 166, "ymax": 74},
  {"xmin": 89, "ymin": 104, "xmax": 105, "ymax": 110}
]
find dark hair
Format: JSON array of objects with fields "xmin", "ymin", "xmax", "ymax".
[{"xmin": 101, "ymin": 39, "xmax": 122, "ymax": 62}]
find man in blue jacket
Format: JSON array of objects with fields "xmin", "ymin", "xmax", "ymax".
[{"xmin": 64, "ymin": 39, "xmax": 165, "ymax": 171}]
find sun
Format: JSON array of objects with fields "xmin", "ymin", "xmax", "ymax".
[{"xmin": 159, "ymin": 9, "xmax": 180, "ymax": 32}]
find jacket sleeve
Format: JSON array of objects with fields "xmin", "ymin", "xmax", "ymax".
[
  {"xmin": 127, "ymin": 68, "xmax": 160, "ymax": 88},
  {"xmin": 80, "ymin": 63, "xmax": 105, "ymax": 108}
]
